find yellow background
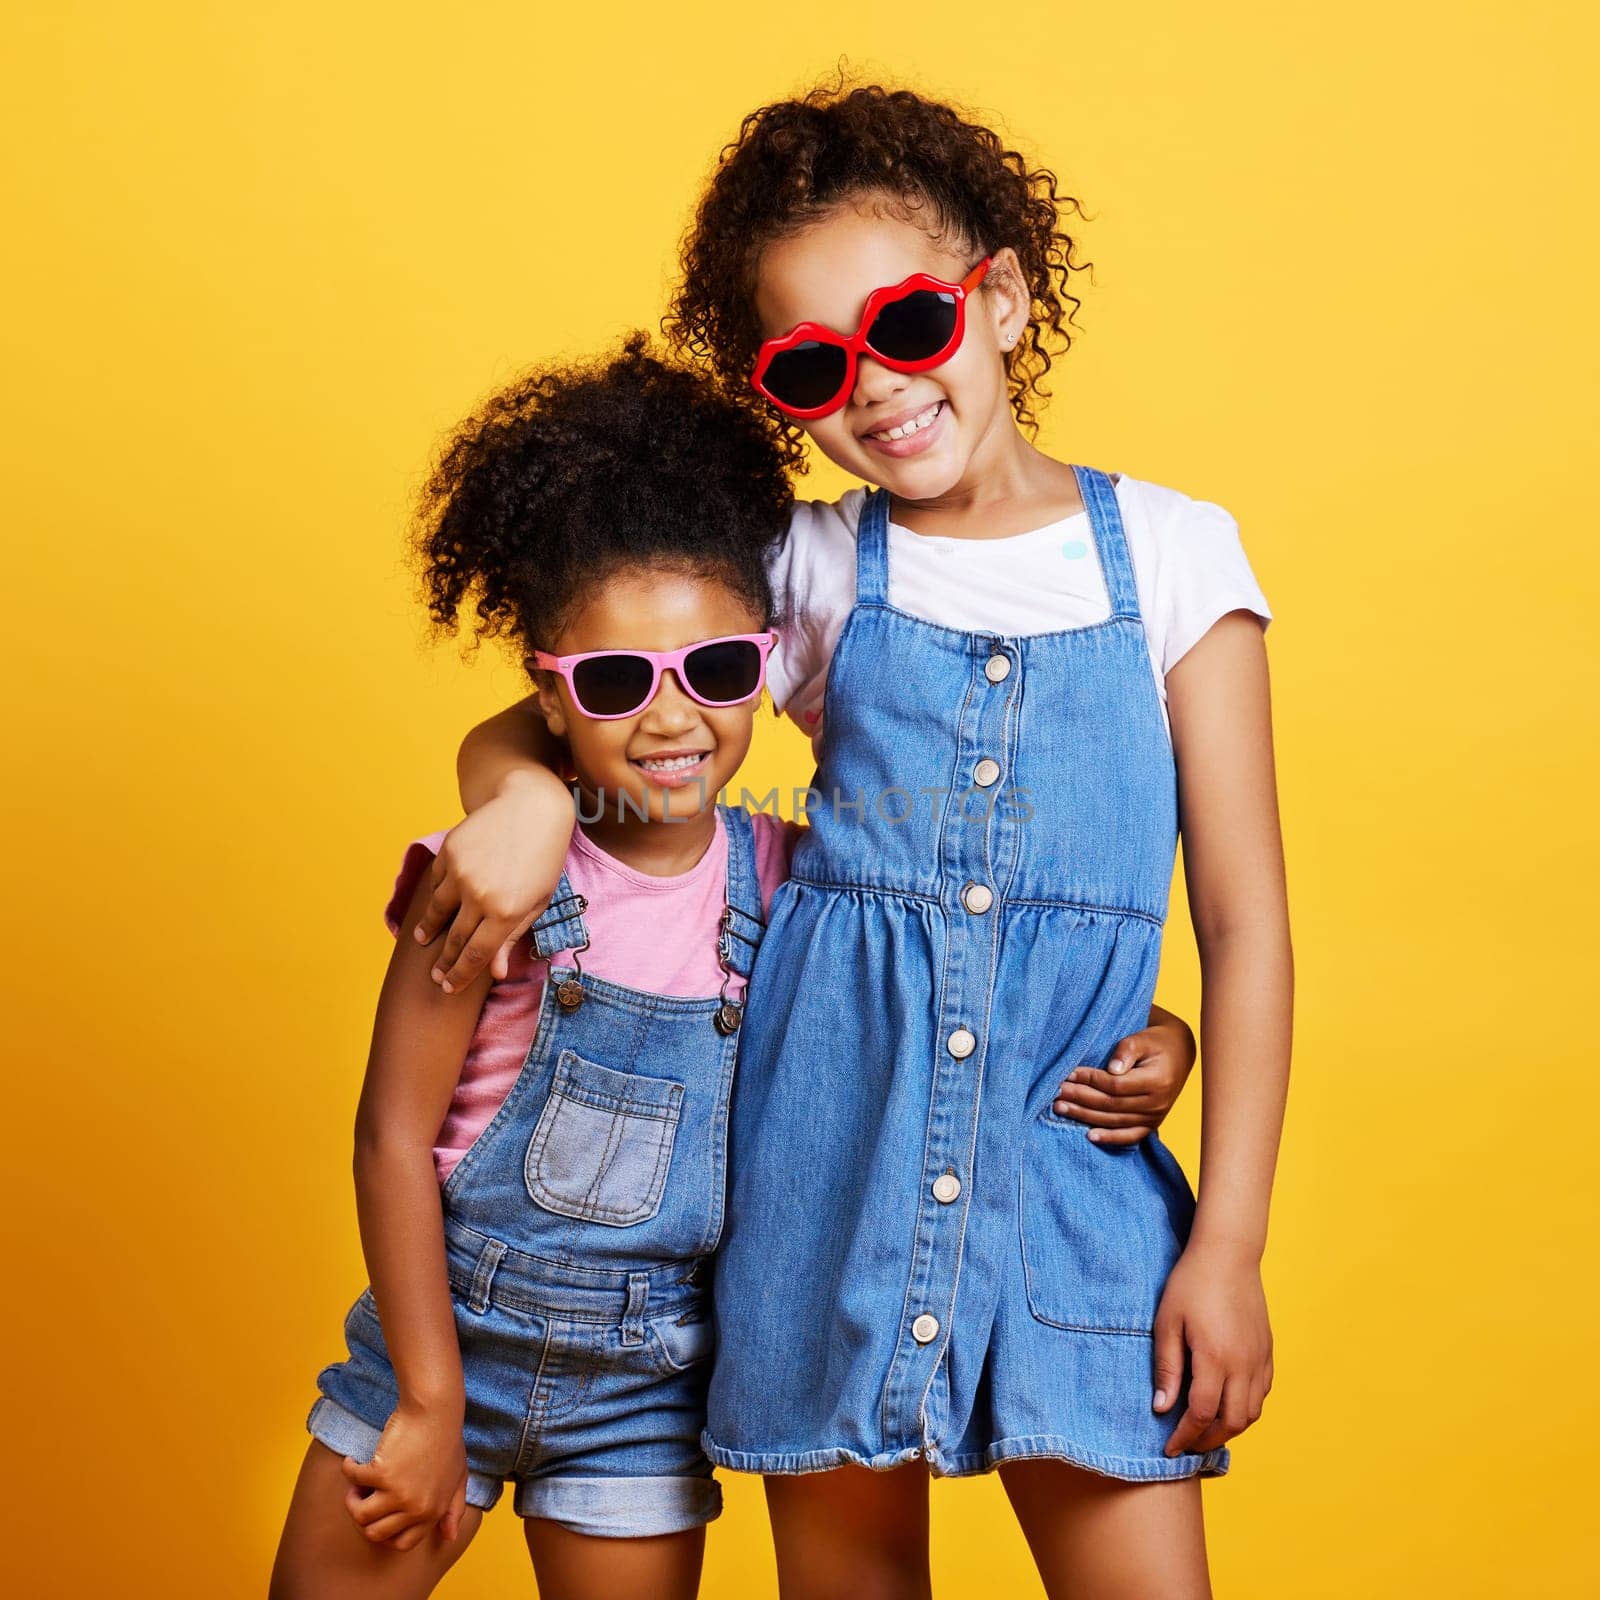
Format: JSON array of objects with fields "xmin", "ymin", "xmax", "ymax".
[{"xmin": 4, "ymin": 3, "xmax": 1595, "ymax": 1594}]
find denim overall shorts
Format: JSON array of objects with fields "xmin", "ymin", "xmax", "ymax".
[
  {"xmin": 706, "ymin": 471, "xmax": 1227, "ymax": 1482},
  {"xmin": 310, "ymin": 804, "xmax": 767, "ymax": 1536}
]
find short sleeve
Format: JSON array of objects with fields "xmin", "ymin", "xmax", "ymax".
[
  {"xmin": 1123, "ymin": 480, "xmax": 1272, "ymax": 679},
  {"xmin": 764, "ymin": 493, "xmax": 863, "ymax": 718},
  {"xmin": 383, "ymin": 831, "xmax": 450, "ymax": 935}
]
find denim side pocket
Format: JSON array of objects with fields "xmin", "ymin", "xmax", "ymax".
[
  {"xmin": 1019, "ymin": 1113, "xmax": 1194, "ymax": 1334},
  {"xmin": 647, "ymin": 1309, "xmax": 715, "ymax": 1375},
  {"xmin": 525, "ymin": 1051, "xmax": 684, "ymax": 1227}
]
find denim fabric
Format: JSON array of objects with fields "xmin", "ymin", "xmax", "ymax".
[
  {"xmin": 310, "ymin": 805, "xmax": 766, "ymax": 1535},
  {"xmin": 706, "ymin": 470, "xmax": 1227, "ymax": 1482}
]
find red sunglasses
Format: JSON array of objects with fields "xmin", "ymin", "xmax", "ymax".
[
  {"xmin": 533, "ymin": 631, "xmax": 779, "ymax": 720},
  {"xmin": 751, "ymin": 257, "xmax": 993, "ymax": 420}
]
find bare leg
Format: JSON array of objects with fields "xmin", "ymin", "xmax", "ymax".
[
  {"xmin": 268, "ymin": 1441, "xmax": 483, "ymax": 1600},
  {"xmin": 763, "ymin": 1463, "xmax": 930, "ymax": 1600},
  {"xmin": 522, "ymin": 1517, "xmax": 705, "ymax": 1600},
  {"xmin": 1000, "ymin": 1460, "xmax": 1211, "ymax": 1600}
]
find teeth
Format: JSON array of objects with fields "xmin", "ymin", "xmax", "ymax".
[
  {"xmin": 872, "ymin": 402, "xmax": 942, "ymax": 442},
  {"xmin": 637, "ymin": 754, "xmax": 704, "ymax": 772}
]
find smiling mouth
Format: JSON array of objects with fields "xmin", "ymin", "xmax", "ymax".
[
  {"xmin": 629, "ymin": 751, "xmax": 712, "ymax": 785},
  {"xmin": 865, "ymin": 400, "xmax": 945, "ymax": 442}
]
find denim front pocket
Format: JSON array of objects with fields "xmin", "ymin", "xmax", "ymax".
[
  {"xmin": 1019, "ymin": 1113, "xmax": 1195, "ymax": 1334},
  {"xmin": 525, "ymin": 1050, "xmax": 684, "ymax": 1226}
]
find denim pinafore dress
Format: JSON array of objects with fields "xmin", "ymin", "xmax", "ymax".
[
  {"xmin": 311, "ymin": 805, "xmax": 770, "ymax": 1536},
  {"xmin": 704, "ymin": 470, "xmax": 1227, "ymax": 1482}
]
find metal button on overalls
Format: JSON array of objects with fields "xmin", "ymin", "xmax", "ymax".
[
  {"xmin": 932, "ymin": 1172, "xmax": 962, "ymax": 1204},
  {"xmin": 961, "ymin": 882, "xmax": 993, "ymax": 914},
  {"xmin": 972, "ymin": 757, "xmax": 1001, "ymax": 788},
  {"xmin": 946, "ymin": 1027, "xmax": 976, "ymax": 1059},
  {"xmin": 984, "ymin": 653, "xmax": 1011, "ymax": 683},
  {"xmin": 911, "ymin": 1314, "xmax": 940, "ymax": 1344}
]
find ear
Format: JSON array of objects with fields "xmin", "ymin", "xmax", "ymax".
[
  {"xmin": 982, "ymin": 246, "xmax": 1032, "ymax": 351},
  {"xmin": 526, "ymin": 665, "xmax": 570, "ymax": 741}
]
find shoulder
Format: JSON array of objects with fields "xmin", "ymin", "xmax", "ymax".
[
  {"xmin": 767, "ymin": 490, "xmax": 867, "ymax": 611},
  {"xmin": 1113, "ymin": 473, "xmax": 1243, "ymax": 552},
  {"xmin": 779, "ymin": 488, "xmax": 869, "ymax": 562},
  {"xmin": 1111, "ymin": 472, "xmax": 1271, "ymax": 671}
]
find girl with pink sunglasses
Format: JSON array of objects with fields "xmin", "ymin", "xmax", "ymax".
[{"xmin": 425, "ymin": 81, "xmax": 1289, "ymax": 1600}]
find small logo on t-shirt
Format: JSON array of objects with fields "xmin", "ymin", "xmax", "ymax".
[{"xmin": 1060, "ymin": 538, "xmax": 1089, "ymax": 560}]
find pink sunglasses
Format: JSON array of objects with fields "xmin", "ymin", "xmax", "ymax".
[{"xmin": 532, "ymin": 631, "xmax": 779, "ymax": 720}]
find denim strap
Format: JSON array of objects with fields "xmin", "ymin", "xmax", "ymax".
[
  {"xmin": 716, "ymin": 805, "xmax": 767, "ymax": 981},
  {"xmin": 855, "ymin": 488, "xmax": 892, "ymax": 606},
  {"xmin": 528, "ymin": 870, "xmax": 591, "ymax": 960},
  {"xmin": 1072, "ymin": 466, "xmax": 1142, "ymax": 622}
]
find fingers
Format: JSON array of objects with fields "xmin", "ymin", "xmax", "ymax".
[
  {"xmin": 488, "ymin": 920, "xmax": 535, "ymax": 983},
  {"xmin": 434, "ymin": 904, "xmax": 545, "ymax": 992},
  {"xmin": 1084, "ymin": 1125, "xmax": 1152, "ymax": 1147},
  {"xmin": 361, "ymin": 1510, "xmax": 421, "ymax": 1544},
  {"xmin": 344, "ymin": 1483, "xmax": 398, "ymax": 1526},
  {"xmin": 340, "ymin": 1455, "xmax": 382, "ymax": 1490},
  {"xmin": 1054, "ymin": 1072, "xmax": 1159, "ymax": 1130},
  {"xmin": 412, "ymin": 860, "xmax": 461, "ymax": 949},
  {"xmin": 1104, "ymin": 1033, "xmax": 1151, "ymax": 1074},
  {"xmin": 1190, "ymin": 1376, "xmax": 1252, "ymax": 1455},
  {"xmin": 1060, "ymin": 1067, "xmax": 1155, "ymax": 1101},
  {"xmin": 1063, "ymin": 1106, "xmax": 1155, "ymax": 1131},
  {"xmin": 1165, "ymin": 1359, "xmax": 1272, "ymax": 1456},
  {"xmin": 344, "ymin": 1484, "xmax": 432, "ymax": 1546},
  {"xmin": 1054, "ymin": 1089, "xmax": 1155, "ymax": 1123},
  {"xmin": 440, "ymin": 1478, "xmax": 468, "ymax": 1543},
  {"xmin": 432, "ymin": 916, "xmax": 502, "ymax": 992},
  {"xmin": 1246, "ymin": 1369, "xmax": 1268, "ymax": 1430},
  {"xmin": 1164, "ymin": 1354, "xmax": 1223, "ymax": 1457},
  {"xmin": 428, "ymin": 909, "xmax": 486, "ymax": 991},
  {"xmin": 1152, "ymin": 1312, "xmax": 1186, "ymax": 1416}
]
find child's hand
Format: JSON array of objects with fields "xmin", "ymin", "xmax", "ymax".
[
  {"xmin": 1052, "ymin": 1004, "xmax": 1197, "ymax": 1146},
  {"xmin": 1152, "ymin": 1244, "xmax": 1274, "ymax": 1458},
  {"xmin": 340, "ymin": 1402, "xmax": 470, "ymax": 1551},
  {"xmin": 412, "ymin": 775, "xmax": 574, "ymax": 991}
]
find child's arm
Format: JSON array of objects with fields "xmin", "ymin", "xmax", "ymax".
[
  {"xmin": 1052, "ymin": 1003, "xmax": 1198, "ymax": 1146},
  {"xmin": 339, "ymin": 870, "xmax": 494, "ymax": 1550},
  {"xmin": 410, "ymin": 696, "xmax": 575, "ymax": 991},
  {"xmin": 1154, "ymin": 610, "xmax": 1292, "ymax": 1458}
]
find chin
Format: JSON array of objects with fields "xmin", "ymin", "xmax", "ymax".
[{"xmin": 865, "ymin": 452, "xmax": 967, "ymax": 502}]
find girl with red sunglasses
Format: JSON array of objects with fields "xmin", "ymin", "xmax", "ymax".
[{"xmin": 436, "ymin": 82, "xmax": 1288, "ymax": 1600}]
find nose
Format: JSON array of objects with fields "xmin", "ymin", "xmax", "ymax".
[
  {"xmin": 641, "ymin": 669, "xmax": 700, "ymax": 730},
  {"xmin": 850, "ymin": 352, "xmax": 909, "ymax": 411}
]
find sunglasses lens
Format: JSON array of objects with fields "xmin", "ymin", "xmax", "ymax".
[
  {"xmin": 761, "ymin": 340, "xmax": 850, "ymax": 413},
  {"xmin": 571, "ymin": 654, "xmax": 654, "ymax": 717},
  {"xmin": 866, "ymin": 289, "xmax": 959, "ymax": 364},
  {"xmin": 684, "ymin": 638, "xmax": 763, "ymax": 705}
]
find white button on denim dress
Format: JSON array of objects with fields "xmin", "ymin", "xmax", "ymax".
[{"xmin": 704, "ymin": 470, "xmax": 1228, "ymax": 1482}]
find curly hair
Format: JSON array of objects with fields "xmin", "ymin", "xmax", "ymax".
[
  {"xmin": 663, "ymin": 78, "xmax": 1092, "ymax": 470},
  {"xmin": 415, "ymin": 333, "xmax": 794, "ymax": 662}
]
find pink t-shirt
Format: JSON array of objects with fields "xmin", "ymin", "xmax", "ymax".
[{"xmin": 385, "ymin": 810, "xmax": 801, "ymax": 1182}]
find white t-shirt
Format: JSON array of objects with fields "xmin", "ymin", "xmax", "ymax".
[{"xmin": 765, "ymin": 473, "xmax": 1271, "ymax": 744}]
